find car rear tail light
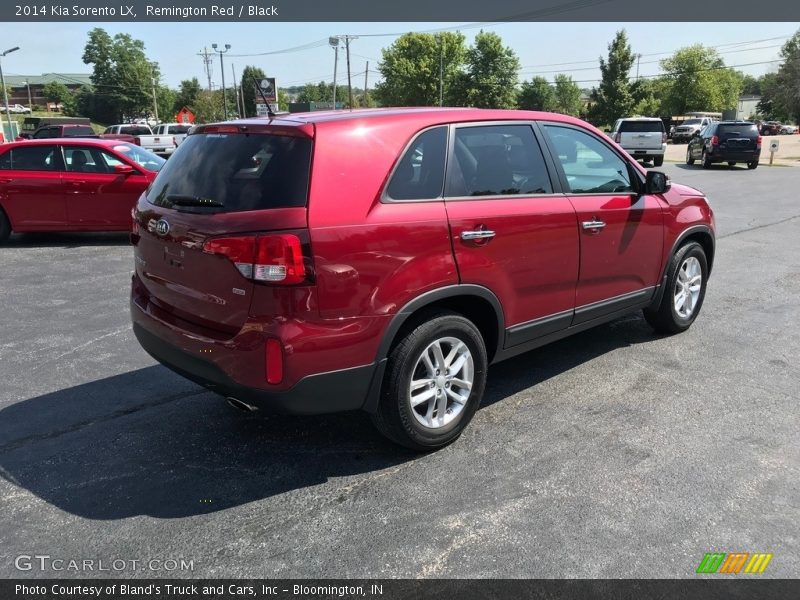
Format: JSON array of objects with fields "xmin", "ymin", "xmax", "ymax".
[
  {"xmin": 202, "ymin": 233, "xmax": 308, "ymax": 285},
  {"xmin": 662, "ymin": 132, "xmax": 667, "ymax": 144},
  {"xmin": 130, "ymin": 208, "xmax": 140, "ymax": 245},
  {"xmin": 134, "ymin": 136, "xmax": 142, "ymax": 146},
  {"xmin": 711, "ymin": 135, "xmax": 719, "ymax": 146},
  {"xmin": 265, "ymin": 338, "xmax": 283, "ymax": 384},
  {"xmin": 756, "ymin": 135, "xmax": 762, "ymax": 147}
]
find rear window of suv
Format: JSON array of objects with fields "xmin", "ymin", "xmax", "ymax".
[
  {"xmin": 619, "ymin": 121, "xmax": 665, "ymax": 133},
  {"xmin": 717, "ymin": 124, "xmax": 758, "ymax": 137},
  {"xmin": 147, "ymin": 132, "xmax": 312, "ymax": 212}
]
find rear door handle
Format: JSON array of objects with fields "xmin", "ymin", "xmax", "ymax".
[
  {"xmin": 461, "ymin": 229, "xmax": 496, "ymax": 241},
  {"xmin": 581, "ymin": 220, "xmax": 606, "ymax": 231}
]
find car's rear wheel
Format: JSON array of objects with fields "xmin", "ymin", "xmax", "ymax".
[
  {"xmin": 643, "ymin": 241, "xmax": 708, "ymax": 334},
  {"xmin": 653, "ymin": 156, "xmax": 664, "ymax": 167},
  {"xmin": 701, "ymin": 149, "xmax": 712, "ymax": 169},
  {"xmin": 685, "ymin": 148, "xmax": 695, "ymax": 165},
  {"xmin": 0, "ymin": 209, "xmax": 11, "ymax": 245},
  {"xmin": 372, "ymin": 311, "xmax": 487, "ymax": 451},
  {"xmin": 748, "ymin": 161, "xmax": 758, "ymax": 170}
]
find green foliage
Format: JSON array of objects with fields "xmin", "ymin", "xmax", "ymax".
[
  {"xmin": 517, "ymin": 76, "xmax": 555, "ymax": 111},
  {"xmin": 277, "ymin": 89, "xmax": 290, "ymax": 112},
  {"xmin": 552, "ymin": 74, "xmax": 582, "ymax": 116},
  {"xmin": 630, "ymin": 77, "xmax": 667, "ymax": 117},
  {"xmin": 456, "ymin": 31, "xmax": 520, "ymax": 108},
  {"xmin": 740, "ymin": 73, "xmax": 761, "ymax": 95},
  {"xmin": 658, "ymin": 45, "xmax": 742, "ymax": 115},
  {"xmin": 765, "ymin": 30, "xmax": 800, "ymax": 123},
  {"xmin": 81, "ymin": 27, "xmax": 160, "ymax": 123},
  {"xmin": 374, "ymin": 32, "xmax": 467, "ymax": 107},
  {"xmin": 239, "ymin": 65, "xmax": 266, "ymax": 118},
  {"xmin": 193, "ymin": 90, "xmax": 225, "ymax": 123},
  {"xmin": 590, "ymin": 30, "xmax": 636, "ymax": 124},
  {"xmin": 173, "ymin": 78, "xmax": 202, "ymax": 113},
  {"xmin": 156, "ymin": 86, "xmax": 177, "ymax": 121},
  {"xmin": 42, "ymin": 81, "xmax": 71, "ymax": 104}
]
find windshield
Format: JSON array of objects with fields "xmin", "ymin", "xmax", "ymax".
[
  {"xmin": 147, "ymin": 132, "xmax": 312, "ymax": 212},
  {"xmin": 619, "ymin": 121, "xmax": 664, "ymax": 133},
  {"xmin": 112, "ymin": 143, "xmax": 166, "ymax": 172}
]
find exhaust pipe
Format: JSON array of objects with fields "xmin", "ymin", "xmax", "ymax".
[{"xmin": 226, "ymin": 397, "xmax": 259, "ymax": 413}]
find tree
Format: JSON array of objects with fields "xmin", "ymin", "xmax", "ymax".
[
  {"xmin": 239, "ymin": 65, "xmax": 266, "ymax": 117},
  {"xmin": 42, "ymin": 81, "xmax": 71, "ymax": 104},
  {"xmin": 768, "ymin": 30, "xmax": 800, "ymax": 123},
  {"xmin": 81, "ymin": 27, "xmax": 161, "ymax": 122},
  {"xmin": 374, "ymin": 32, "xmax": 467, "ymax": 107},
  {"xmin": 659, "ymin": 45, "xmax": 742, "ymax": 116},
  {"xmin": 156, "ymin": 86, "xmax": 177, "ymax": 122},
  {"xmin": 590, "ymin": 30, "xmax": 636, "ymax": 126},
  {"xmin": 517, "ymin": 76, "xmax": 555, "ymax": 111},
  {"xmin": 173, "ymin": 78, "xmax": 201, "ymax": 112},
  {"xmin": 552, "ymin": 74, "xmax": 583, "ymax": 116},
  {"xmin": 278, "ymin": 89, "xmax": 290, "ymax": 112},
  {"xmin": 630, "ymin": 77, "xmax": 667, "ymax": 116},
  {"xmin": 193, "ymin": 90, "xmax": 225, "ymax": 123},
  {"xmin": 454, "ymin": 31, "xmax": 519, "ymax": 108}
]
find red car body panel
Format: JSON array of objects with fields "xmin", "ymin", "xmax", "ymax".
[
  {"xmin": 0, "ymin": 138, "xmax": 159, "ymax": 233},
  {"xmin": 129, "ymin": 108, "xmax": 715, "ymax": 415}
]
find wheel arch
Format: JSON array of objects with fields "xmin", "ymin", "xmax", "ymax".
[{"xmin": 649, "ymin": 225, "xmax": 715, "ymax": 310}]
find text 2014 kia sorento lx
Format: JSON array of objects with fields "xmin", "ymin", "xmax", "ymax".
[{"xmin": 131, "ymin": 108, "xmax": 715, "ymax": 450}]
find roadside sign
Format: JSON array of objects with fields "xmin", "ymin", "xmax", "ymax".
[
  {"xmin": 769, "ymin": 139, "xmax": 779, "ymax": 166},
  {"xmin": 255, "ymin": 78, "xmax": 277, "ymax": 103},
  {"xmin": 175, "ymin": 106, "xmax": 196, "ymax": 124},
  {"xmin": 256, "ymin": 103, "xmax": 279, "ymax": 117}
]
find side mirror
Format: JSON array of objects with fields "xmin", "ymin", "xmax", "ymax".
[
  {"xmin": 645, "ymin": 171, "xmax": 671, "ymax": 195},
  {"xmin": 114, "ymin": 163, "xmax": 135, "ymax": 175}
]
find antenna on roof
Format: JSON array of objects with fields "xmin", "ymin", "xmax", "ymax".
[{"xmin": 252, "ymin": 76, "xmax": 276, "ymax": 119}]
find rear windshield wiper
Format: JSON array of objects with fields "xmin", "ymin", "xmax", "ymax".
[{"xmin": 165, "ymin": 194, "xmax": 224, "ymax": 208}]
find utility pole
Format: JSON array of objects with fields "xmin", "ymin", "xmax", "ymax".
[
  {"xmin": 25, "ymin": 79, "xmax": 32, "ymax": 111},
  {"xmin": 329, "ymin": 37, "xmax": 339, "ymax": 109},
  {"xmin": 439, "ymin": 36, "xmax": 444, "ymax": 107},
  {"xmin": 232, "ymin": 63, "xmax": 241, "ymax": 118},
  {"xmin": 150, "ymin": 65, "xmax": 159, "ymax": 123},
  {"xmin": 212, "ymin": 43, "xmax": 231, "ymax": 120},
  {"xmin": 1, "ymin": 47, "xmax": 21, "ymax": 138},
  {"xmin": 363, "ymin": 61, "xmax": 368, "ymax": 108},
  {"xmin": 345, "ymin": 36, "xmax": 353, "ymax": 110},
  {"xmin": 198, "ymin": 47, "xmax": 213, "ymax": 92},
  {"xmin": 636, "ymin": 53, "xmax": 642, "ymax": 81}
]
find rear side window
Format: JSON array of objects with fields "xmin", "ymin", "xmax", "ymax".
[
  {"xmin": 619, "ymin": 121, "xmax": 665, "ymax": 133},
  {"xmin": 64, "ymin": 126, "xmax": 96, "ymax": 137},
  {"xmin": 120, "ymin": 126, "xmax": 152, "ymax": 136},
  {"xmin": 167, "ymin": 125, "xmax": 192, "ymax": 134},
  {"xmin": 717, "ymin": 124, "xmax": 758, "ymax": 137},
  {"xmin": 447, "ymin": 125, "xmax": 553, "ymax": 197},
  {"xmin": 0, "ymin": 146, "xmax": 61, "ymax": 171},
  {"xmin": 386, "ymin": 126, "xmax": 447, "ymax": 200},
  {"xmin": 542, "ymin": 125, "xmax": 633, "ymax": 194},
  {"xmin": 33, "ymin": 127, "xmax": 57, "ymax": 139},
  {"xmin": 148, "ymin": 133, "xmax": 312, "ymax": 212}
]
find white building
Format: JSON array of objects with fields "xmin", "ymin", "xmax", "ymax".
[{"xmin": 737, "ymin": 95, "xmax": 761, "ymax": 120}]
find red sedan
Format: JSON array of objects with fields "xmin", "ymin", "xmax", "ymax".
[{"xmin": 0, "ymin": 138, "xmax": 164, "ymax": 244}]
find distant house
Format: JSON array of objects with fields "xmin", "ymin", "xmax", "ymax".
[
  {"xmin": 736, "ymin": 95, "xmax": 761, "ymax": 121},
  {"xmin": 3, "ymin": 73, "xmax": 92, "ymax": 110}
]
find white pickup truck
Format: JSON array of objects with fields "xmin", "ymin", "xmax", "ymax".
[
  {"xmin": 100, "ymin": 124, "xmax": 176, "ymax": 157},
  {"xmin": 152, "ymin": 123, "xmax": 192, "ymax": 147}
]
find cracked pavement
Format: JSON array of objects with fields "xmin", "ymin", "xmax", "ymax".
[{"xmin": 0, "ymin": 164, "xmax": 798, "ymax": 578}]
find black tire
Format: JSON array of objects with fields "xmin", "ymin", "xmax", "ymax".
[
  {"xmin": 701, "ymin": 149, "xmax": 712, "ymax": 169},
  {"xmin": 643, "ymin": 241, "xmax": 708, "ymax": 334},
  {"xmin": 748, "ymin": 161, "xmax": 758, "ymax": 170},
  {"xmin": 0, "ymin": 209, "xmax": 11, "ymax": 245},
  {"xmin": 653, "ymin": 156, "xmax": 664, "ymax": 167},
  {"xmin": 371, "ymin": 311, "xmax": 488, "ymax": 451},
  {"xmin": 727, "ymin": 161, "xmax": 736, "ymax": 167},
  {"xmin": 685, "ymin": 147, "xmax": 695, "ymax": 165}
]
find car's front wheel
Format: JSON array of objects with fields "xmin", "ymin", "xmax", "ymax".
[
  {"xmin": 643, "ymin": 241, "xmax": 708, "ymax": 334},
  {"xmin": 372, "ymin": 311, "xmax": 488, "ymax": 451},
  {"xmin": 701, "ymin": 149, "xmax": 712, "ymax": 169},
  {"xmin": 686, "ymin": 147, "xmax": 695, "ymax": 165},
  {"xmin": 653, "ymin": 156, "xmax": 664, "ymax": 167}
]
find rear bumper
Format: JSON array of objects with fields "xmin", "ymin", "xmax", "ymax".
[
  {"xmin": 133, "ymin": 321, "xmax": 376, "ymax": 414},
  {"xmin": 709, "ymin": 149, "xmax": 760, "ymax": 162}
]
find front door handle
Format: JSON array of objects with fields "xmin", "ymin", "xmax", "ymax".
[
  {"xmin": 461, "ymin": 229, "xmax": 496, "ymax": 241},
  {"xmin": 581, "ymin": 220, "xmax": 606, "ymax": 231}
]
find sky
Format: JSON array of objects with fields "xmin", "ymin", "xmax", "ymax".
[{"xmin": 1, "ymin": 21, "xmax": 797, "ymax": 90}]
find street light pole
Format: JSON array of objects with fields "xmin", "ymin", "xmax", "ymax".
[
  {"xmin": 212, "ymin": 43, "xmax": 231, "ymax": 120},
  {"xmin": 1, "ymin": 46, "xmax": 20, "ymax": 139},
  {"xmin": 329, "ymin": 37, "xmax": 340, "ymax": 109}
]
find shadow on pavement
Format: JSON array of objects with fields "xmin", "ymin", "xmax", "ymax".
[{"xmin": 0, "ymin": 314, "xmax": 659, "ymax": 520}]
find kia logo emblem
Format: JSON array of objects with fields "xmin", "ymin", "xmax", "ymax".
[{"xmin": 155, "ymin": 219, "xmax": 170, "ymax": 236}]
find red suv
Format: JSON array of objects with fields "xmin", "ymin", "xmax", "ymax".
[{"xmin": 131, "ymin": 108, "xmax": 715, "ymax": 450}]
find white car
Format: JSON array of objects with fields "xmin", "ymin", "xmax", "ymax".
[
  {"xmin": 3, "ymin": 104, "xmax": 31, "ymax": 114},
  {"xmin": 780, "ymin": 124, "xmax": 797, "ymax": 135},
  {"xmin": 610, "ymin": 117, "xmax": 667, "ymax": 167}
]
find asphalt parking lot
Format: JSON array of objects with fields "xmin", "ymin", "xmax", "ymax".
[{"xmin": 1, "ymin": 163, "xmax": 798, "ymax": 579}]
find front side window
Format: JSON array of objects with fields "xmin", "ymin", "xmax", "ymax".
[
  {"xmin": 542, "ymin": 125, "xmax": 633, "ymax": 194},
  {"xmin": 385, "ymin": 126, "xmax": 447, "ymax": 200},
  {"xmin": 447, "ymin": 124, "xmax": 553, "ymax": 197},
  {"xmin": 0, "ymin": 146, "xmax": 60, "ymax": 171}
]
